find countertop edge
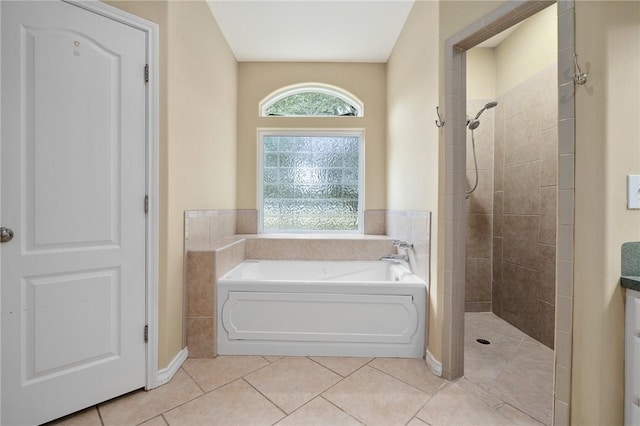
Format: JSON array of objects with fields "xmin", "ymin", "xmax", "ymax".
[{"xmin": 622, "ymin": 276, "xmax": 640, "ymax": 291}]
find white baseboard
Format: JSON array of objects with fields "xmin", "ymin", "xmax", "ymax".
[
  {"xmin": 426, "ymin": 349, "xmax": 442, "ymax": 377},
  {"xmin": 156, "ymin": 347, "xmax": 189, "ymax": 386}
]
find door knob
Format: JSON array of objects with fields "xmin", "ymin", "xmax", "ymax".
[{"xmin": 1, "ymin": 227, "xmax": 14, "ymax": 243}]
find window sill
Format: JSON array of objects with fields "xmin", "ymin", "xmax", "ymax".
[{"xmin": 244, "ymin": 233, "xmax": 392, "ymax": 240}]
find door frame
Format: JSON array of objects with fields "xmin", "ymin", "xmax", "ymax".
[
  {"xmin": 441, "ymin": 0, "xmax": 575, "ymax": 422},
  {"xmin": 0, "ymin": 0, "xmax": 161, "ymax": 392}
]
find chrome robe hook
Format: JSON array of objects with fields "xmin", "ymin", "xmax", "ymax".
[
  {"xmin": 573, "ymin": 53, "xmax": 588, "ymax": 85},
  {"xmin": 435, "ymin": 106, "xmax": 445, "ymax": 127}
]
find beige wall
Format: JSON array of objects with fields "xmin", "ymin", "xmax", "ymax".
[
  {"xmin": 573, "ymin": 2, "xmax": 640, "ymax": 424},
  {"xmin": 237, "ymin": 63, "xmax": 386, "ymax": 212},
  {"xmin": 467, "ymin": 48, "xmax": 496, "ymax": 100},
  {"xmin": 467, "ymin": 3, "xmax": 556, "ymax": 100},
  {"xmin": 165, "ymin": 1, "xmax": 237, "ymax": 369},
  {"xmin": 106, "ymin": 0, "xmax": 238, "ymax": 369},
  {"xmin": 386, "ymin": 0, "xmax": 440, "ymax": 356},
  {"xmin": 494, "ymin": 4, "xmax": 557, "ymax": 96}
]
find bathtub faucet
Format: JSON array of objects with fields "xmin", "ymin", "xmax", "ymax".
[
  {"xmin": 379, "ymin": 254, "xmax": 409, "ymax": 263},
  {"xmin": 392, "ymin": 240, "xmax": 414, "ymax": 249}
]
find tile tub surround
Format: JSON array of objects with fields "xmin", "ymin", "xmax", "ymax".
[
  {"xmin": 492, "ymin": 64, "xmax": 558, "ymax": 349},
  {"xmin": 184, "ymin": 210, "xmax": 237, "ymax": 248},
  {"xmin": 385, "ymin": 210, "xmax": 431, "ymax": 282},
  {"xmin": 364, "ymin": 209, "xmax": 387, "ymax": 235},
  {"xmin": 244, "ymin": 235, "xmax": 395, "ymax": 262},
  {"xmin": 185, "ymin": 209, "xmax": 430, "ymax": 359},
  {"xmin": 188, "ymin": 209, "xmax": 389, "ymax": 236},
  {"xmin": 186, "ymin": 238, "xmax": 246, "ymax": 358},
  {"xmin": 621, "ymin": 242, "xmax": 640, "ymax": 291}
]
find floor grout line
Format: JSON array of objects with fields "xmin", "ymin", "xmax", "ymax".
[
  {"xmin": 499, "ymin": 401, "xmax": 547, "ymax": 425},
  {"xmin": 159, "ymin": 413, "xmax": 169, "ymax": 426},
  {"xmin": 97, "ymin": 406, "xmax": 105, "ymax": 426},
  {"xmin": 409, "ymin": 379, "xmax": 451, "ymax": 425},
  {"xmin": 464, "ymin": 313, "xmax": 553, "ymax": 424},
  {"xmin": 240, "ymin": 377, "xmax": 289, "ymax": 420},
  {"xmin": 305, "ymin": 356, "xmax": 349, "ymax": 377},
  {"xmin": 141, "ymin": 369, "xmax": 212, "ymax": 423},
  {"xmin": 179, "ymin": 365, "xmax": 207, "ymax": 395},
  {"xmin": 488, "ymin": 337, "xmax": 525, "ymax": 388},
  {"xmin": 319, "ymin": 395, "xmax": 365, "ymax": 426},
  {"xmin": 317, "ymin": 359, "xmax": 371, "ymax": 396},
  {"xmin": 366, "ymin": 361, "xmax": 443, "ymax": 396}
]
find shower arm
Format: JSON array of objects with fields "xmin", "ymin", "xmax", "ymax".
[{"xmin": 474, "ymin": 107, "xmax": 487, "ymax": 120}]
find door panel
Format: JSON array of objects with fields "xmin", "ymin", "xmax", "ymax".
[
  {"xmin": 30, "ymin": 26, "xmax": 120, "ymax": 248},
  {"xmin": 27, "ymin": 268, "xmax": 120, "ymax": 376},
  {"xmin": 1, "ymin": 2, "xmax": 147, "ymax": 424}
]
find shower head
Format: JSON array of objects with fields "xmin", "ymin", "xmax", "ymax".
[
  {"xmin": 473, "ymin": 101, "xmax": 498, "ymax": 119},
  {"xmin": 467, "ymin": 100, "xmax": 499, "ymax": 130}
]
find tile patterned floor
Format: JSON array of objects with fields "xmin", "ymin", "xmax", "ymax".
[{"xmin": 50, "ymin": 313, "xmax": 553, "ymax": 426}]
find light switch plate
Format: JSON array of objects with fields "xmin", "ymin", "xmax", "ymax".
[{"xmin": 629, "ymin": 175, "xmax": 640, "ymax": 209}]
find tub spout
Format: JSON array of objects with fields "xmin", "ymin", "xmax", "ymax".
[{"xmin": 379, "ymin": 254, "xmax": 409, "ymax": 263}]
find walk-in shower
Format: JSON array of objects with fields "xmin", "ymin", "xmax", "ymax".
[{"xmin": 466, "ymin": 101, "xmax": 498, "ymax": 197}]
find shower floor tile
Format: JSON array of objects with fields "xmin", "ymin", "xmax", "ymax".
[
  {"xmin": 49, "ymin": 313, "xmax": 552, "ymax": 426},
  {"xmin": 464, "ymin": 312, "xmax": 553, "ymax": 425}
]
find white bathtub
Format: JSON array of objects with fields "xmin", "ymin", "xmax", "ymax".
[{"xmin": 217, "ymin": 260, "xmax": 426, "ymax": 358}]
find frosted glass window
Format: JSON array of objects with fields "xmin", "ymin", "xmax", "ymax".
[{"xmin": 261, "ymin": 133, "xmax": 362, "ymax": 232}]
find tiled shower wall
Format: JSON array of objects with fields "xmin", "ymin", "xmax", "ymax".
[
  {"xmin": 492, "ymin": 63, "xmax": 558, "ymax": 349},
  {"xmin": 465, "ymin": 100, "xmax": 495, "ymax": 312}
]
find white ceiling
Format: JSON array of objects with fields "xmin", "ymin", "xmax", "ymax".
[{"xmin": 206, "ymin": 1, "xmax": 415, "ymax": 63}]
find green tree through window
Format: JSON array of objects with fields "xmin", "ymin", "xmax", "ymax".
[{"xmin": 266, "ymin": 92, "xmax": 358, "ymax": 117}]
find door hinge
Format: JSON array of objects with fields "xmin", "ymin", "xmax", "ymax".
[
  {"xmin": 144, "ymin": 195, "xmax": 149, "ymax": 214},
  {"xmin": 144, "ymin": 325, "xmax": 149, "ymax": 342},
  {"xmin": 144, "ymin": 64, "xmax": 149, "ymax": 84}
]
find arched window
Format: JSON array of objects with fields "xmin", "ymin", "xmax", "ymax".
[{"xmin": 260, "ymin": 84, "xmax": 364, "ymax": 117}]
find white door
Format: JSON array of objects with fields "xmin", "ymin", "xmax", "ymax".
[{"xmin": 1, "ymin": 1, "xmax": 148, "ymax": 424}]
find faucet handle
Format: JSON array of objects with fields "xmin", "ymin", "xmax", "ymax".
[{"xmin": 392, "ymin": 240, "xmax": 414, "ymax": 249}]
